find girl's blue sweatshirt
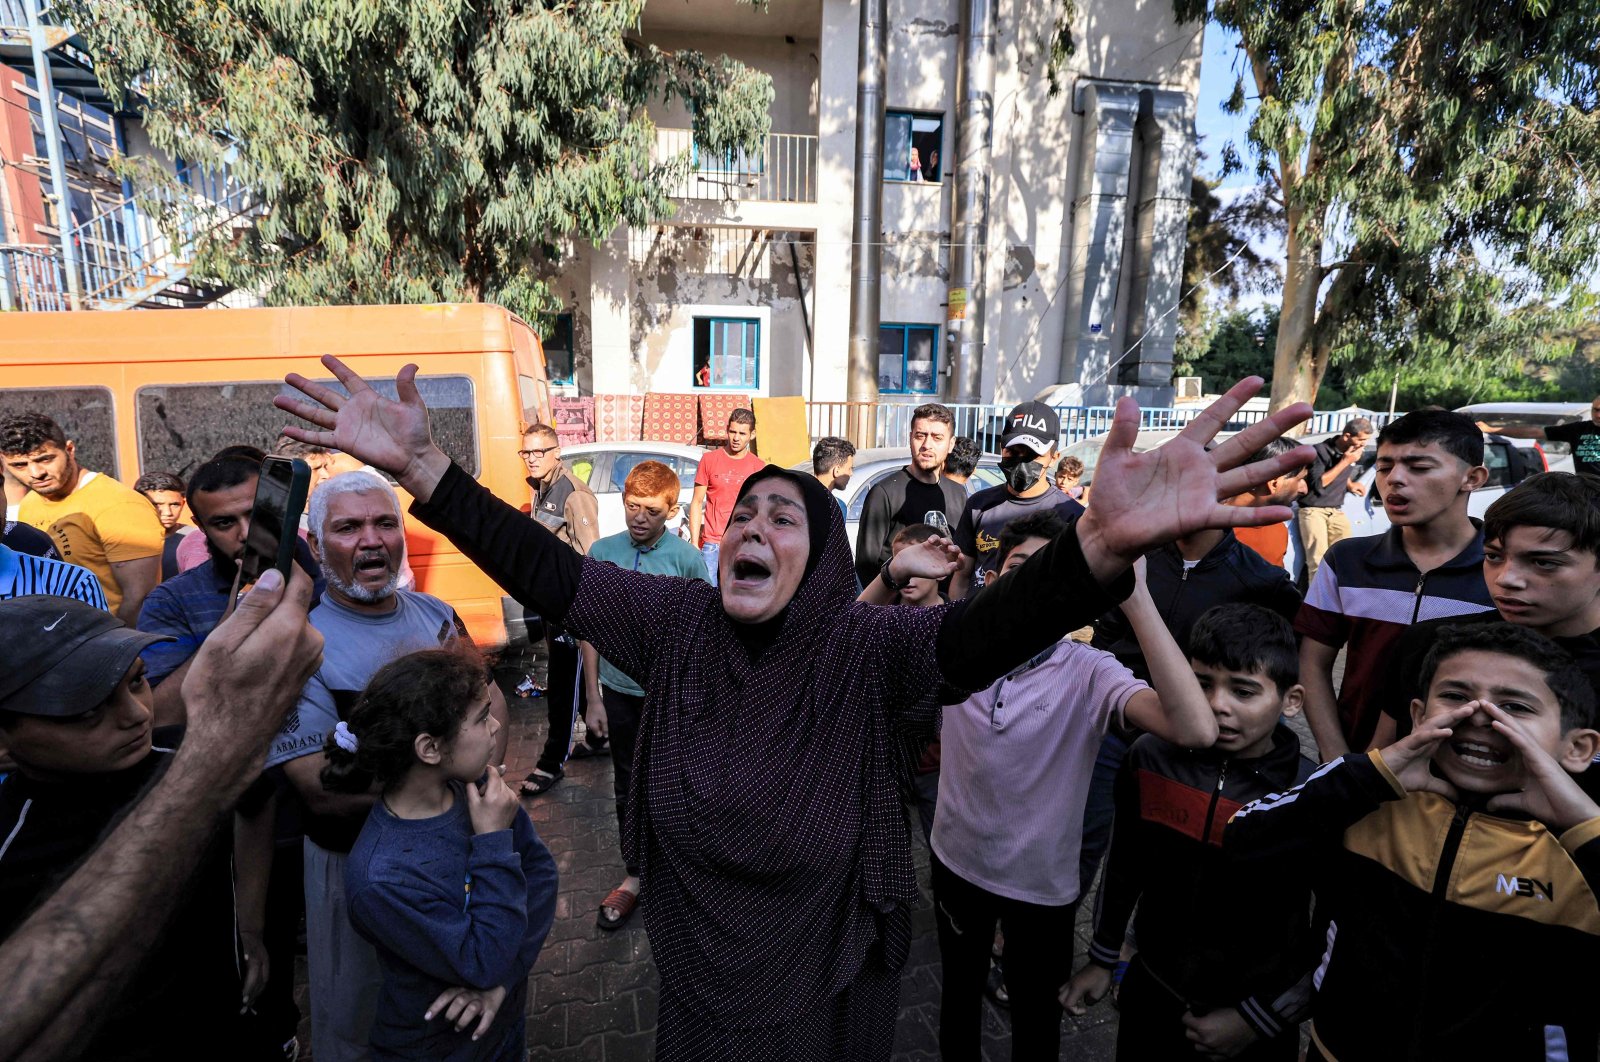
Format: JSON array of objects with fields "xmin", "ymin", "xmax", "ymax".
[{"xmin": 346, "ymin": 782, "xmax": 558, "ymax": 1061}]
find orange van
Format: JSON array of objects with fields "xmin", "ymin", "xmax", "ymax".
[{"xmin": 0, "ymin": 303, "xmax": 551, "ymax": 645}]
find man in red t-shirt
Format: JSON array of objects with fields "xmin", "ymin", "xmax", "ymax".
[{"xmin": 689, "ymin": 408, "xmax": 764, "ymax": 585}]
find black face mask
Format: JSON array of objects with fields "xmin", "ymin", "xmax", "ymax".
[{"xmin": 1000, "ymin": 455, "xmax": 1043, "ymax": 493}]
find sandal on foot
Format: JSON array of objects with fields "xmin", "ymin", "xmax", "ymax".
[
  {"xmin": 569, "ymin": 741, "xmax": 610, "ymax": 760},
  {"xmin": 596, "ymin": 887, "xmax": 640, "ymax": 931},
  {"xmin": 519, "ymin": 769, "xmax": 562, "ymax": 797}
]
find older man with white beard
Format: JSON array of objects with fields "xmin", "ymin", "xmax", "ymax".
[{"xmin": 262, "ymin": 470, "xmax": 507, "ymax": 1062}]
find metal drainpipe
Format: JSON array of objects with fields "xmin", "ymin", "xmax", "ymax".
[
  {"xmin": 25, "ymin": 0, "xmax": 82, "ymax": 309},
  {"xmin": 845, "ymin": 0, "xmax": 887, "ymax": 444},
  {"xmin": 946, "ymin": 0, "xmax": 995, "ymax": 404}
]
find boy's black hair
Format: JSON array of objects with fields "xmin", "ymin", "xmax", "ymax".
[
  {"xmin": 945, "ymin": 436, "xmax": 980, "ymax": 478},
  {"xmin": 1376, "ymin": 409, "xmax": 1483, "ymax": 467},
  {"xmin": 911, "ymin": 402, "xmax": 955, "ymax": 429},
  {"xmin": 891, "ymin": 522, "xmax": 941, "ymax": 549},
  {"xmin": 1249, "ymin": 435, "xmax": 1312, "ymax": 473},
  {"xmin": 188, "ymin": 455, "xmax": 261, "ymax": 498},
  {"xmin": 1483, "ymin": 472, "xmax": 1600, "ymax": 565},
  {"xmin": 0, "ymin": 412, "xmax": 67, "ymax": 456},
  {"xmin": 997, "ymin": 511, "xmax": 1071, "ymax": 566},
  {"xmin": 1187, "ymin": 603, "xmax": 1299, "ymax": 695},
  {"xmin": 212, "ymin": 444, "xmax": 267, "ymax": 464},
  {"xmin": 134, "ymin": 471, "xmax": 187, "ymax": 496},
  {"xmin": 812, "ymin": 435, "xmax": 856, "ymax": 476},
  {"xmin": 1418, "ymin": 622, "xmax": 1597, "ymax": 731},
  {"xmin": 728, "ymin": 408, "xmax": 756, "ymax": 430}
]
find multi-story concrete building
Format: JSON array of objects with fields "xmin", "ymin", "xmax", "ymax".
[{"xmin": 551, "ymin": 0, "xmax": 1202, "ymax": 410}]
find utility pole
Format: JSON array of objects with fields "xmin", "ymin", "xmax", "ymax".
[
  {"xmin": 845, "ymin": 0, "xmax": 887, "ymax": 446},
  {"xmin": 23, "ymin": 0, "xmax": 82, "ymax": 309},
  {"xmin": 946, "ymin": 0, "xmax": 996, "ymax": 404}
]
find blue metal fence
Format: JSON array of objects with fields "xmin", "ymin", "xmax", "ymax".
[{"xmin": 807, "ymin": 401, "xmax": 1400, "ymax": 451}]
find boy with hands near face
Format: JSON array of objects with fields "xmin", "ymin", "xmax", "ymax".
[
  {"xmin": 1063, "ymin": 605, "xmax": 1317, "ymax": 1061},
  {"xmin": 1226, "ymin": 622, "xmax": 1600, "ymax": 1062}
]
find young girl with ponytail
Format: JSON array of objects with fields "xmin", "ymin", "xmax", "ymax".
[{"xmin": 322, "ymin": 648, "xmax": 557, "ymax": 1060}]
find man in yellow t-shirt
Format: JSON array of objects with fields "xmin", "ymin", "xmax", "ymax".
[{"xmin": 2, "ymin": 413, "xmax": 163, "ymax": 625}]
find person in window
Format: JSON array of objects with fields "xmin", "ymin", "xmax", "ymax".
[{"xmin": 908, "ymin": 146, "xmax": 923, "ymax": 181}]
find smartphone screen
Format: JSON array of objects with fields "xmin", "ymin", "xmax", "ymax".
[{"xmin": 238, "ymin": 457, "xmax": 311, "ymax": 586}]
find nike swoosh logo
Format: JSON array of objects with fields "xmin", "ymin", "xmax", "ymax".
[{"xmin": 43, "ymin": 614, "xmax": 67, "ymax": 631}]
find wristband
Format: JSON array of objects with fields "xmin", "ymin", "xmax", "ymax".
[{"xmin": 879, "ymin": 557, "xmax": 905, "ymax": 593}]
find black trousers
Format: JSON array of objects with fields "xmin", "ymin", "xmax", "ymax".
[
  {"xmin": 1114, "ymin": 957, "xmax": 1299, "ymax": 1062},
  {"xmin": 535, "ymin": 631, "xmax": 593, "ymax": 775},
  {"xmin": 931, "ymin": 855, "xmax": 1078, "ymax": 1061},
  {"xmin": 601, "ymin": 685, "xmax": 645, "ymax": 877}
]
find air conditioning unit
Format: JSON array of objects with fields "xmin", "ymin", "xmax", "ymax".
[{"xmin": 1175, "ymin": 376, "xmax": 1203, "ymax": 399}]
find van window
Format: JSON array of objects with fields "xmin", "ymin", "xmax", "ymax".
[
  {"xmin": 135, "ymin": 377, "xmax": 479, "ymax": 480},
  {"xmin": 0, "ymin": 387, "xmax": 118, "ymax": 479}
]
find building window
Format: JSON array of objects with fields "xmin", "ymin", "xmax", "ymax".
[
  {"xmin": 692, "ymin": 317, "xmax": 760, "ymax": 389},
  {"xmin": 878, "ymin": 324, "xmax": 939, "ymax": 394},
  {"xmin": 544, "ymin": 313, "xmax": 575, "ymax": 386},
  {"xmin": 884, "ymin": 111, "xmax": 944, "ymax": 183}
]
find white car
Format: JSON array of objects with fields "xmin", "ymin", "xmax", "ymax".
[{"xmin": 560, "ymin": 440, "xmax": 709, "ymax": 541}]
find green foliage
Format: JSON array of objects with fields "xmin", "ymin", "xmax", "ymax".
[
  {"xmin": 1173, "ymin": 173, "xmax": 1280, "ymax": 384},
  {"xmin": 1190, "ymin": 0, "xmax": 1600, "ymax": 405},
  {"xmin": 1177, "ymin": 306, "xmax": 1278, "ymax": 388},
  {"xmin": 65, "ymin": 0, "xmax": 774, "ymax": 323}
]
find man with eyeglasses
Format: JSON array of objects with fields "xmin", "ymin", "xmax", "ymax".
[
  {"xmin": 1479, "ymin": 397, "xmax": 1600, "ymax": 481},
  {"xmin": 517, "ymin": 423, "xmax": 600, "ymax": 797}
]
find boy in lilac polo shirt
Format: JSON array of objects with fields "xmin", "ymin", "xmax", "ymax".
[{"xmin": 929, "ymin": 510, "xmax": 1219, "ymax": 1061}]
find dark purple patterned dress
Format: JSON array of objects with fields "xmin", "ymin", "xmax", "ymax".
[{"xmin": 414, "ymin": 464, "xmax": 1128, "ymax": 1060}]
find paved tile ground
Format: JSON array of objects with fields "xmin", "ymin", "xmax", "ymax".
[
  {"xmin": 498, "ymin": 671, "xmax": 1122, "ymax": 1062},
  {"xmin": 297, "ymin": 657, "xmax": 1326, "ymax": 1060}
]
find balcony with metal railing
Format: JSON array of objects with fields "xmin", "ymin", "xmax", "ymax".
[
  {"xmin": 653, "ymin": 127, "xmax": 817, "ymax": 204},
  {"xmin": 0, "ymin": 159, "xmax": 263, "ymax": 310}
]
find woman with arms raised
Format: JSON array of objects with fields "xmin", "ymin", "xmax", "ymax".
[{"xmin": 278, "ymin": 361, "xmax": 1310, "ymax": 1062}]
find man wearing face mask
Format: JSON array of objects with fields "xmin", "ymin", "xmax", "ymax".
[{"xmin": 950, "ymin": 402, "xmax": 1084, "ymax": 598}]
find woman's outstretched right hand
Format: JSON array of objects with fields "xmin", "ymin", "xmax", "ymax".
[{"xmin": 274, "ymin": 355, "xmax": 452, "ymax": 502}]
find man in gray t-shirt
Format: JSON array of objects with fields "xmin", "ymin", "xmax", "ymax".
[{"xmin": 256, "ymin": 471, "xmax": 490, "ymax": 1062}]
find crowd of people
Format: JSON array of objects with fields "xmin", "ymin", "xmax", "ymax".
[{"xmin": 1, "ymin": 376, "xmax": 1599, "ymax": 1062}]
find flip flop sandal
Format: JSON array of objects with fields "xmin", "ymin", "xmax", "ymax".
[
  {"xmin": 519, "ymin": 769, "xmax": 562, "ymax": 797},
  {"xmin": 596, "ymin": 886, "xmax": 640, "ymax": 931},
  {"xmin": 569, "ymin": 741, "xmax": 610, "ymax": 760}
]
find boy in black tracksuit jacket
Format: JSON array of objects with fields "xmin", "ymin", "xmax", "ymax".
[
  {"xmin": 1227, "ymin": 622, "xmax": 1600, "ymax": 1061},
  {"xmin": 1064, "ymin": 604, "xmax": 1317, "ymax": 1060}
]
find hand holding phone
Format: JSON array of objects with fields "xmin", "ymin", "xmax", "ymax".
[{"xmin": 238, "ymin": 457, "xmax": 313, "ymax": 587}]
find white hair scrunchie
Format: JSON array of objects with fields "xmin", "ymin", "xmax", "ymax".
[{"xmin": 333, "ymin": 720, "xmax": 359, "ymax": 754}]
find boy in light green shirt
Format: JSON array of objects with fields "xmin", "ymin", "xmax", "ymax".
[{"xmin": 580, "ymin": 460, "xmax": 708, "ymax": 930}]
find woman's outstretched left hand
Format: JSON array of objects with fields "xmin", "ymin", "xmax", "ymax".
[{"xmin": 1075, "ymin": 377, "xmax": 1313, "ymax": 583}]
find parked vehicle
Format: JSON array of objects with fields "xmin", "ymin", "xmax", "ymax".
[
  {"xmin": 1454, "ymin": 401, "xmax": 1585, "ymax": 474},
  {"xmin": 0, "ymin": 303, "xmax": 552, "ymax": 646},
  {"xmin": 560, "ymin": 440, "xmax": 708, "ymax": 541}
]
